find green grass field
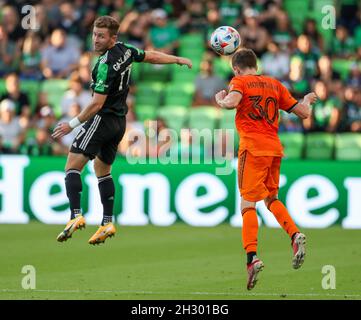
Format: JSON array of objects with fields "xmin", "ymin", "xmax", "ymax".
[{"xmin": 0, "ymin": 223, "xmax": 360, "ymax": 300}]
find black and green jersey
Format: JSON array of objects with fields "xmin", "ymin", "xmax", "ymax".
[{"xmin": 91, "ymin": 42, "xmax": 145, "ymax": 116}]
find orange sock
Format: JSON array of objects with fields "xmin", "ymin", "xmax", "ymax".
[
  {"xmin": 242, "ymin": 207, "xmax": 258, "ymax": 253},
  {"xmin": 268, "ymin": 199, "xmax": 299, "ymax": 239}
]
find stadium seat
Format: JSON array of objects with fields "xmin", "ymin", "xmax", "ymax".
[
  {"xmin": 131, "ymin": 62, "xmax": 141, "ymax": 82},
  {"xmin": 20, "ymin": 80, "xmax": 40, "ymax": 113},
  {"xmin": 157, "ymin": 106, "xmax": 188, "ymax": 134},
  {"xmin": 279, "ymin": 132, "xmax": 305, "ymax": 160},
  {"xmin": 171, "ymin": 66, "xmax": 198, "ymax": 83},
  {"xmin": 0, "ymin": 80, "xmax": 6, "ymax": 95},
  {"xmin": 41, "ymin": 79, "xmax": 69, "ymax": 117},
  {"xmin": 163, "ymin": 82, "xmax": 195, "ymax": 108},
  {"xmin": 214, "ymin": 57, "xmax": 232, "ymax": 80},
  {"xmin": 312, "ymin": 0, "xmax": 334, "ymax": 12},
  {"xmin": 283, "ymin": 0, "xmax": 311, "ymax": 33},
  {"xmin": 335, "ymin": 133, "xmax": 361, "ymax": 161},
  {"xmin": 187, "ymin": 107, "xmax": 221, "ymax": 152},
  {"xmin": 218, "ymin": 108, "xmax": 239, "ymax": 149},
  {"xmin": 179, "ymin": 33, "xmax": 205, "ymax": 48},
  {"xmin": 140, "ymin": 63, "xmax": 171, "ymax": 82},
  {"xmin": 179, "ymin": 47, "xmax": 205, "ymax": 61},
  {"xmin": 135, "ymin": 82, "xmax": 164, "ymax": 106},
  {"xmin": 305, "ymin": 133, "xmax": 335, "ymax": 160},
  {"xmin": 134, "ymin": 104, "xmax": 157, "ymax": 122},
  {"xmin": 332, "ymin": 59, "xmax": 354, "ymax": 81},
  {"xmin": 179, "ymin": 33, "xmax": 206, "ymax": 59},
  {"xmin": 188, "ymin": 106, "xmax": 220, "ymax": 131},
  {"xmin": 355, "ymin": 26, "xmax": 361, "ymax": 46}
]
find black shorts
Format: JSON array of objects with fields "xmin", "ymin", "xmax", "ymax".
[{"xmin": 70, "ymin": 114, "xmax": 126, "ymax": 165}]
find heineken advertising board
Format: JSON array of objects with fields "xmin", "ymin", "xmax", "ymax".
[{"xmin": 0, "ymin": 155, "xmax": 360, "ymax": 228}]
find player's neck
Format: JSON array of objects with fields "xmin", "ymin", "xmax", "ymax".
[
  {"xmin": 239, "ymin": 68, "xmax": 258, "ymax": 76},
  {"xmin": 96, "ymin": 43, "xmax": 116, "ymax": 56}
]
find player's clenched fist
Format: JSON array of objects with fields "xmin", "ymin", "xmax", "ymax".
[
  {"xmin": 303, "ymin": 92, "xmax": 318, "ymax": 105},
  {"xmin": 215, "ymin": 89, "xmax": 227, "ymax": 102},
  {"xmin": 176, "ymin": 57, "xmax": 192, "ymax": 69}
]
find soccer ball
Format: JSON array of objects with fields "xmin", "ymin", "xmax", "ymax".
[{"xmin": 210, "ymin": 26, "xmax": 241, "ymax": 56}]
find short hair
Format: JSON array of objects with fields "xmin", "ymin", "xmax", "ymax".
[
  {"xmin": 231, "ymin": 48, "xmax": 258, "ymax": 70},
  {"xmin": 94, "ymin": 16, "xmax": 120, "ymax": 37}
]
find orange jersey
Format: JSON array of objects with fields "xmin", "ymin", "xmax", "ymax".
[{"xmin": 229, "ymin": 74, "xmax": 298, "ymax": 157}]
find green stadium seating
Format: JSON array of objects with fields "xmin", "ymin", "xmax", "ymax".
[
  {"xmin": 20, "ymin": 80, "xmax": 40, "ymax": 113},
  {"xmin": 355, "ymin": 26, "xmax": 361, "ymax": 46},
  {"xmin": 179, "ymin": 47, "xmax": 205, "ymax": 61},
  {"xmin": 135, "ymin": 82, "xmax": 164, "ymax": 106},
  {"xmin": 0, "ymin": 80, "xmax": 6, "ymax": 96},
  {"xmin": 214, "ymin": 57, "xmax": 232, "ymax": 80},
  {"xmin": 279, "ymin": 132, "xmax": 305, "ymax": 159},
  {"xmin": 332, "ymin": 59, "xmax": 353, "ymax": 81},
  {"xmin": 134, "ymin": 104, "xmax": 157, "ymax": 122},
  {"xmin": 179, "ymin": 33, "xmax": 206, "ymax": 59},
  {"xmin": 187, "ymin": 107, "xmax": 220, "ymax": 150},
  {"xmin": 283, "ymin": 0, "xmax": 311, "ymax": 34},
  {"xmin": 163, "ymin": 82, "xmax": 195, "ymax": 108},
  {"xmin": 171, "ymin": 66, "xmax": 198, "ymax": 83},
  {"xmin": 188, "ymin": 106, "xmax": 220, "ymax": 131},
  {"xmin": 140, "ymin": 63, "xmax": 171, "ymax": 82},
  {"xmin": 179, "ymin": 33, "xmax": 205, "ymax": 48},
  {"xmin": 218, "ymin": 108, "xmax": 239, "ymax": 149},
  {"xmin": 131, "ymin": 62, "xmax": 141, "ymax": 82},
  {"xmin": 335, "ymin": 133, "xmax": 361, "ymax": 161},
  {"xmin": 157, "ymin": 106, "xmax": 188, "ymax": 134},
  {"xmin": 312, "ymin": 0, "xmax": 334, "ymax": 12},
  {"xmin": 0, "ymin": 79, "xmax": 40, "ymax": 113},
  {"xmin": 41, "ymin": 79, "xmax": 69, "ymax": 117},
  {"xmin": 305, "ymin": 133, "xmax": 335, "ymax": 160}
]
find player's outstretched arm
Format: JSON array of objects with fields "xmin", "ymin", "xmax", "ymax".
[
  {"xmin": 292, "ymin": 92, "xmax": 318, "ymax": 119},
  {"xmin": 215, "ymin": 90, "xmax": 242, "ymax": 109},
  {"xmin": 52, "ymin": 93, "xmax": 107, "ymax": 139},
  {"xmin": 143, "ymin": 50, "xmax": 192, "ymax": 69}
]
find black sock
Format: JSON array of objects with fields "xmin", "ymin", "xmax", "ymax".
[
  {"xmin": 247, "ymin": 252, "xmax": 257, "ymax": 264},
  {"xmin": 98, "ymin": 174, "xmax": 115, "ymax": 226},
  {"xmin": 291, "ymin": 232, "xmax": 299, "ymax": 242},
  {"xmin": 65, "ymin": 169, "xmax": 82, "ymax": 219}
]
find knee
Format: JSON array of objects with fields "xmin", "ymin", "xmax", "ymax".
[
  {"xmin": 241, "ymin": 199, "xmax": 256, "ymax": 215},
  {"xmin": 94, "ymin": 157, "xmax": 111, "ymax": 177},
  {"xmin": 264, "ymin": 195, "xmax": 278, "ymax": 210},
  {"xmin": 65, "ymin": 153, "xmax": 87, "ymax": 171}
]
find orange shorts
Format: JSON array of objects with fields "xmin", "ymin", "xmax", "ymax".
[{"xmin": 238, "ymin": 150, "xmax": 281, "ymax": 202}]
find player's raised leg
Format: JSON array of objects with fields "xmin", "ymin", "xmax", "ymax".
[
  {"xmin": 88, "ymin": 156, "xmax": 116, "ymax": 245},
  {"xmin": 265, "ymin": 195, "xmax": 306, "ymax": 269},
  {"xmin": 57, "ymin": 153, "xmax": 88, "ymax": 242},
  {"xmin": 241, "ymin": 199, "xmax": 264, "ymax": 290},
  {"xmin": 264, "ymin": 157, "xmax": 306, "ymax": 269}
]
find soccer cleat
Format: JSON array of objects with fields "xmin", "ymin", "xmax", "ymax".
[
  {"xmin": 88, "ymin": 223, "xmax": 116, "ymax": 245},
  {"xmin": 292, "ymin": 232, "xmax": 306, "ymax": 269},
  {"xmin": 246, "ymin": 258, "xmax": 264, "ymax": 290},
  {"xmin": 57, "ymin": 215, "xmax": 86, "ymax": 242}
]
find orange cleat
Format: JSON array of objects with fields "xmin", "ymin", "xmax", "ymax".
[
  {"xmin": 292, "ymin": 233, "xmax": 306, "ymax": 269},
  {"xmin": 88, "ymin": 223, "xmax": 116, "ymax": 245},
  {"xmin": 246, "ymin": 258, "xmax": 264, "ymax": 290},
  {"xmin": 57, "ymin": 215, "xmax": 86, "ymax": 242}
]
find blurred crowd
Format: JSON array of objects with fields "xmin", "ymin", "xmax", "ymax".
[{"xmin": 0, "ymin": 0, "xmax": 360, "ymax": 157}]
